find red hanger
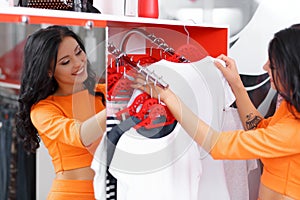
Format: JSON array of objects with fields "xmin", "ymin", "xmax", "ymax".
[
  {"xmin": 115, "ymin": 91, "xmax": 175, "ymax": 129},
  {"xmin": 107, "ymin": 77, "xmax": 134, "ymax": 101},
  {"xmin": 107, "ymin": 73, "xmax": 122, "ymax": 92},
  {"xmin": 107, "ymin": 60, "xmax": 137, "ymax": 101},
  {"xmin": 132, "ymin": 96, "xmax": 176, "ymax": 129},
  {"xmin": 115, "ymin": 92, "xmax": 151, "ymax": 119},
  {"xmin": 137, "ymin": 56, "xmax": 159, "ymax": 66}
]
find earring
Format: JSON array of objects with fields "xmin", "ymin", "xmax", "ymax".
[{"xmin": 48, "ymin": 70, "xmax": 53, "ymax": 78}]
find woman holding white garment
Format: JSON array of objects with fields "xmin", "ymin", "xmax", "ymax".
[{"xmin": 132, "ymin": 24, "xmax": 300, "ymax": 199}]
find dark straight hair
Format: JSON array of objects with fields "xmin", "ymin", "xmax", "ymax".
[{"xmin": 268, "ymin": 24, "xmax": 300, "ymax": 115}]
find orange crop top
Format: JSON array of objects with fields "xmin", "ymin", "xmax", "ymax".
[
  {"xmin": 30, "ymin": 84, "xmax": 106, "ymax": 173},
  {"xmin": 211, "ymin": 100, "xmax": 300, "ymax": 199}
]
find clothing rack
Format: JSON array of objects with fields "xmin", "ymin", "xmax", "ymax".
[
  {"xmin": 0, "ymin": 81, "xmax": 20, "ymax": 90},
  {"xmin": 0, "ymin": 85, "xmax": 19, "ymax": 107},
  {"xmin": 107, "ymin": 43, "xmax": 169, "ymax": 89},
  {"xmin": 108, "ymin": 28, "xmax": 196, "ymax": 89},
  {"xmin": 107, "ymin": 28, "xmax": 190, "ymax": 200},
  {"xmin": 119, "ymin": 28, "xmax": 190, "ymax": 63}
]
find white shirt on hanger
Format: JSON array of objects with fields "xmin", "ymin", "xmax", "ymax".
[{"xmin": 108, "ymin": 56, "xmax": 235, "ymax": 200}]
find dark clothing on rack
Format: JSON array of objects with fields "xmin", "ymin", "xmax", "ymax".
[
  {"xmin": 0, "ymin": 107, "xmax": 13, "ymax": 200},
  {"xmin": 105, "ymin": 115, "xmax": 177, "ymax": 200},
  {"xmin": 0, "ymin": 102, "xmax": 36, "ymax": 200},
  {"xmin": 107, "ymin": 116, "xmax": 141, "ymax": 166},
  {"xmin": 107, "ymin": 116, "xmax": 177, "ymax": 166}
]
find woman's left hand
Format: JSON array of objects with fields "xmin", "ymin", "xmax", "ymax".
[
  {"xmin": 131, "ymin": 74, "xmax": 171, "ymax": 102},
  {"xmin": 214, "ymin": 54, "xmax": 244, "ymax": 92}
]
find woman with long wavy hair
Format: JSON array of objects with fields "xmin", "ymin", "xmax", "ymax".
[{"xmin": 16, "ymin": 25, "xmax": 106, "ymax": 199}]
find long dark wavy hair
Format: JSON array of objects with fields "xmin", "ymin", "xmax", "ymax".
[
  {"xmin": 16, "ymin": 25, "xmax": 105, "ymax": 153},
  {"xmin": 268, "ymin": 23, "xmax": 300, "ymax": 115}
]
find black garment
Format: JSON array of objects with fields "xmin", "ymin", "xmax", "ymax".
[
  {"xmin": 136, "ymin": 116, "xmax": 177, "ymax": 139},
  {"xmin": 86, "ymin": 0, "xmax": 101, "ymax": 13},
  {"xmin": 107, "ymin": 116, "xmax": 178, "ymax": 166},
  {"xmin": 0, "ymin": 103, "xmax": 36, "ymax": 200},
  {"xmin": 105, "ymin": 116, "xmax": 177, "ymax": 200},
  {"xmin": 106, "ymin": 116, "xmax": 141, "ymax": 166},
  {"xmin": 0, "ymin": 107, "xmax": 13, "ymax": 200}
]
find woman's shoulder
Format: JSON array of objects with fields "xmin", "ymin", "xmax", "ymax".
[{"xmin": 31, "ymin": 96, "xmax": 61, "ymax": 111}]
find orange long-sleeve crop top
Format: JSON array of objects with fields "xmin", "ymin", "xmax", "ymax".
[
  {"xmin": 30, "ymin": 84, "xmax": 106, "ymax": 173},
  {"xmin": 211, "ymin": 100, "xmax": 300, "ymax": 199}
]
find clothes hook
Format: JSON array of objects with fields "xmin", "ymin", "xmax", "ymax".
[
  {"xmin": 137, "ymin": 61, "xmax": 144, "ymax": 73},
  {"xmin": 183, "ymin": 25, "xmax": 190, "ymax": 44},
  {"xmin": 153, "ymin": 77, "xmax": 161, "ymax": 104},
  {"xmin": 145, "ymin": 72, "xmax": 153, "ymax": 97},
  {"xmin": 123, "ymin": 67, "xmax": 126, "ymax": 78},
  {"xmin": 146, "ymin": 72, "xmax": 149, "ymax": 83},
  {"xmin": 150, "ymin": 46, "xmax": 153, "ymax": 57},
  {"xmin": 116, "ymin": 59, "xmax": 119, "ymax": 73},
  {"xmin": 149, "ymin": 85, "xmax": 153, "ymax": 98}
]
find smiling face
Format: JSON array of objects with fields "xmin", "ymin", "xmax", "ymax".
[{"xmin": 52, "ymin": 36, "xmax": 88, "ymax": 95}]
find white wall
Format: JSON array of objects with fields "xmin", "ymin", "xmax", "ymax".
[
  {"xmin": 93, "ymin": 0, "xmax": 259, "ymax": 37},
  {"xmin": 94, "ymin": 0, "xmax": 126, "ymax": 16}
]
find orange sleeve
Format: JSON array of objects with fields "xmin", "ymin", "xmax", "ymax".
[
  {"xmin": 257, "ymin": 117, "xmax": 273, "ymax": 128},
  {"xmin": 210, "ymin": 116, "xmax": 300, "ymax": 160},
  {"xmin": 30, "ymin": 101, "xmax": 84, "ymax": 148},
  {"xmin": 95, "ymin": 83, "xmax": 106, "ymax": 99}
]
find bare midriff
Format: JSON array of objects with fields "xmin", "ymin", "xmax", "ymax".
[{"xmin": 55, "ymin": 166, "xmax": 95, "ymax": 180}]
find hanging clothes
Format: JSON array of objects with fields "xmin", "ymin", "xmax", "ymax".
[
  {"xmin": 0, "ymin": 88, "xmax": 36, "ymax": 200},
  {"xmin": 0, "ymin": 104, "xmax": 14, "ymax": 200},
  {"xmin": 105, "ymin": 56, "xmax": 235, "ymax": 200},
  {"xmin": 222, "ymin": 107, "xmax": 259, "ymax": 200},
  {"xmin": 92, "ymin": 116, "xmax": 123, "ymax": 200},
  {"xmin": 0, "ymin": 101, "xmax": 36, "ymax": 200}
]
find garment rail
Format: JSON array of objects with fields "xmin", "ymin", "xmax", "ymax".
[
  {"xmin": 119, "ymin": 28, "xmax": 190, "ymax": 63},
  {"xmin": 0, "ymin": 81, "xmax": 20, "ymax": 90},
  {"xmin": 107, "ymin": 43, "xmax": 169, "ymax": 89}
]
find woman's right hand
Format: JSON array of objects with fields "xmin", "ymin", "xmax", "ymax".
[
  {"xmin": 131, "ymin": 74, "xmax": 172, "ymax": 102},
  {"xmin": 214, "ymin": 54, "xmax": 244, "ymax": 92}
]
